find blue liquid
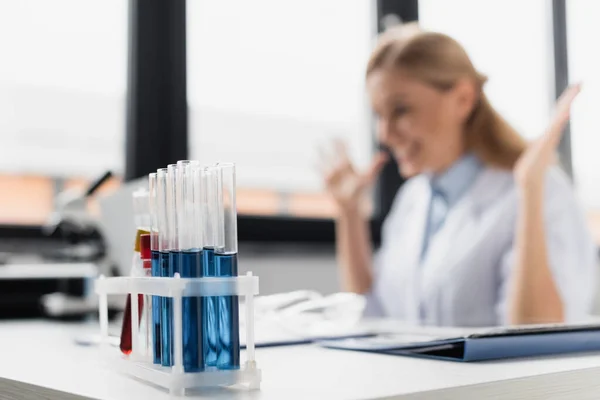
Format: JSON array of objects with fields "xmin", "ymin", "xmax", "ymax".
[
  {"xmin": 180, "ymin": 250, "xmax": 204, "ymax": 372},
  {"xmin": 160, "ymin": 251, "xmax": 179, "ymax": 367},
  {"xmin": 151, "ymin": 250, "xmax": 162, "ymax": 364},
  {"xmin": 215, "ymin": 253, "xmax": 240, "ymax": 369},
  {"xmin": 202, "ymin": 247, "xmax": 219, "ymax": 367}
]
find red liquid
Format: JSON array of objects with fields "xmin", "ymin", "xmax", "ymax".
[{"xmin": 119, "ymin": 294, "xmax": 144, "ymax": 355}]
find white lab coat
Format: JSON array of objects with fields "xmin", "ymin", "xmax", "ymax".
[{"xmin": 365, "ymin": 165, "xmax": 598, "ymax": 326}]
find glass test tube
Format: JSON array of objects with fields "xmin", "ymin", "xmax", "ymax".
[
  {"xmin": 149, "ymin": 172, "xmax": 162, "ymax": 364},
  {"xmin": 132, "ymin": 188, "xmax": 151, "ymax": 231},
  {"xmin": 202, "ymin": 165, "xmax": 220, "ymax": 367},
  {"xmin": 156, "ymin": 168, "xmax": 173, "ymax": 367},
  {"xmin": 130, "ymin": 189, "xmax": 149, "ymax": 277},
  {"xmin": 139, "ymin": 233, "xmax": 153, "ymax": 359},
  {"xmin": 120, "ymin": 184, "xmax": 150, "ymax": 357},
  {"xmin": 176, "ymin": 160, "xmax": 204, "ymax": 372},
  {"xmin": 132, "ymin": 189, "xmax": 151, "ymax": 359},
  {"xmin": 214, "ymin": 163, "xmax": 240, "ymax": 369},
  {"xmin": 119, "ymin": 228, "xmax": 146, "ymax": 356},
  {"xmin": 164, "ymin": 164, "xmax": 182, "ymax": 367}
]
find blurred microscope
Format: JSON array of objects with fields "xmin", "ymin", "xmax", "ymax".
[{"xmin": 0, "ymin": 172, "xmax": 118, "ymax": 319}]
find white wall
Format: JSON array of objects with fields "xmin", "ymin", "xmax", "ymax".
[
  {"xmin": 187, "ymin": 0, "xmax": 375, "ymax": 192},
  {"xmin": 419, "ymin": 0, "xmax": 555, "ymax": 141},
  {"xmin": 567, "ymin": 0, "xmax": 600, "ymax": 208}
]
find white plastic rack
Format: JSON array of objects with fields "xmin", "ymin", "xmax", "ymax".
[{"xmin": 95, "ymin": 272, "xmax": 261, "ymax": 396}]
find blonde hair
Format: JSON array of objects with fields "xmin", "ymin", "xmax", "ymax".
[{"xmin": 367, "ymin": 24, "xmax": 526, "ymax": 169}]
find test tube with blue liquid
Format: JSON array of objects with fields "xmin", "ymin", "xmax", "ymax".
[
  {"xmin": 156, "ymin": 167, "xmax": 173, "ymax": 366},
  {"xmin": 149, "ymin": 172, "xmax": 161, "ymax": 364},
  {"xmin": 202, "ymin": 166, "xmax": 220, "ymax": 367},
  {"xmin": 164, "ymin": 164, "xmax": 182, "ymax": 366},
  {"xmin": 214, "ymin": 163, "xmax": 240, "ymax": 369},
  {"xmin": 176, "ymin": 160, "xmax": 204, "ymax": 372}
]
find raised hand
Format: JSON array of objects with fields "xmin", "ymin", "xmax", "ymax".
[
  {"xmin": 514, "ymin": 84, "xmax": 581, "ymax": 192},
  {"xmin": 319, "ymin": 140, "xmax": 388, "ymax": 214}
]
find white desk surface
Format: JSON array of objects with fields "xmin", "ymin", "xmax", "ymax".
[{"xmin": 2, "ymin": 321, "xmax": 600, "ymax": 399}]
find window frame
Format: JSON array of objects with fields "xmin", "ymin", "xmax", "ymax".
[{"xmin": 552, "ymin": 0, "xmax": 573, "ymax": 177}]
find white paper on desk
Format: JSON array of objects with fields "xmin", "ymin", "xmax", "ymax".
[
  {"xmin": 238, "ymin": 293, "xmax": 475, "ymax": 347},
  {"xmin": 239, "ymin": 317, "xmax": 373, "ymax": 347},
  {"xmin": 239, "ymin": 292, "xmax": 369, "ymax": 346}
]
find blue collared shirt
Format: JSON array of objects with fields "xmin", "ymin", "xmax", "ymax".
[{"xmin": 421, "ymin": 153, "xmax": 482, "ymax": 259}]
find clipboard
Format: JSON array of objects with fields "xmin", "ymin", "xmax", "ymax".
[{"xmin": 318, "ymin": 323, "xmax": 600, "ymax": 361}]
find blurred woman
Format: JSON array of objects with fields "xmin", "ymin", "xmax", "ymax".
[{"xmin": 321, "ymin": 24, "xmax": 597, "ymax": 326}]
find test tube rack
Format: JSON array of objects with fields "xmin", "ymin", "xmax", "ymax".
[{"xmin": 95, "ymin": 272, "xmax": 261, "ymax": 396}]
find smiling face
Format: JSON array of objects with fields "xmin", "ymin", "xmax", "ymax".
[{"xmin": 367, "ymin": 68, "xmax": 473, "ymax": 177}]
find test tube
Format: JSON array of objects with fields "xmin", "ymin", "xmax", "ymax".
[
  {"xmin": 176, "ymin": 160, "xmax": 204, "ymax": 372},
  {"xmin": 202, "ymin": 165, "xmax": 220, "ymax": 367},
  {"xmin": 132, "ymin": 188, "xmax": 150, "ymax": 230},
  {"xmin": 149, "ymin": 172, "xmax": 161, "ymax": 364},
  {"xmin": 139, "ymin": 233, "xmax": 153, "ymax": 359},
  {"xmin": 164, "ymin": 163, "xmax": 183, "ymax": 367},
  {"xmin": 118, "ymin": 228, "xmax": 146, "ymax": 356},
  {"xmin": 130, "ymin": 189, "xmax": 150, "ymax": 278},
  {"xmin": 156, "ymin": 167, "xmax": 173, "ymax": 367},
  {"xmin": 214, "ymin": 163, "xmax": 240, "ymax": 369}
]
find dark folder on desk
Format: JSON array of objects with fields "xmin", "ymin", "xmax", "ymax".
[{"xmin": 318, "ymin": 323, "xmax": 600, "ymax": 362}]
